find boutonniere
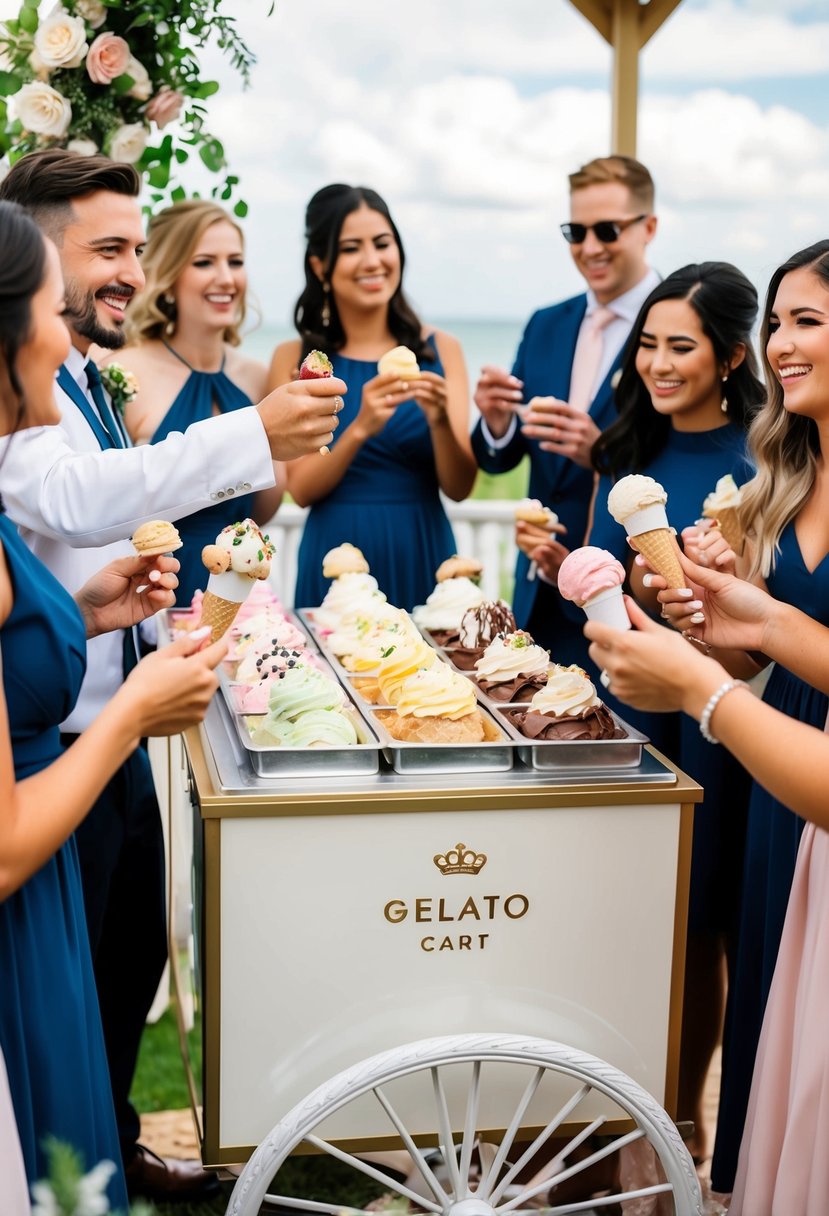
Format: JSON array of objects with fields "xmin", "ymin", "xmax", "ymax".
[{"xmin": 99, "ymin": 364, "xmax": 139, "ymax": 416}]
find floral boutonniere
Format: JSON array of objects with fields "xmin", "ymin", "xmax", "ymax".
[{"xmin": 99, "ymin": 364, "xmax": 138, "ymax": 416}]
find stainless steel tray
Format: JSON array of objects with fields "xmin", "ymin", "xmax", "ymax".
[
  {"xmin": 493, "ymin": 705, "xmax": 648, "ymax": 771},
  {"xmin": 230, "ymin": 703, "xmax": 380, "ymax": 777},
  {"xmin": 367, "ymin": 705, "xmax": 514, "ymax": 774}
]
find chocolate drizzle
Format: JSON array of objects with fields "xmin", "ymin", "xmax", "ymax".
[
  {"xmin": 459, "ymin": 600, "xmax": 516, "ymax": 648},
  {"xmin": 506, "ymin": 703, "xmax": 624, "ymax": 741}
]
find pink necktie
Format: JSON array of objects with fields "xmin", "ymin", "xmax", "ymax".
[{"xmin": 568, "ymin": 305, "xmax": 616, "ymax": 411}]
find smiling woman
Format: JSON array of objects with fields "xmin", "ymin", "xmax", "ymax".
[{"xmin": 109, "ymin": 199, "xmax": 284, "ymax": 606}]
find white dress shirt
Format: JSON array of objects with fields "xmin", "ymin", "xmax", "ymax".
[
  {"xmin": 0, "ymin": 344, "xmax": 276, "ymax": 731},
  {"xmin": 481, "ymin": 267, "xmax": 661, "ymax": 449}
]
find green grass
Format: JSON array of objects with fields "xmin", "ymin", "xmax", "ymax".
[
  {"xmin": 132, "ymin": 1007, "xmax": 199, "ymax": 1113},
  {"xmin": 471, "ymin": 458, "xmax": 529, "ymax": 502}
]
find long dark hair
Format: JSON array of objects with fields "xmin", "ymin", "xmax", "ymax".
[
  {"xmin": 294, "ymin": 183, "xmax": 433, "ymax": 364},
  {"xmin": 592, "ymin": 262, "xmax": 765, "ymax": 478}
]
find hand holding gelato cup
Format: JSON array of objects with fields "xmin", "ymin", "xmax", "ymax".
[
  {"xmin": 607, "ymin": 474, "xmax": 686, "ymax": 590},
  {"xmin": 558, "ymin": 546, "xmax": 631, "ymax": 631},
  {"xmin": 702, "ymin": 474, "xmax": 744, "ymax": 554},
  {"xmin": 377, "ymin": 345, "xmax": 420, "ymax": 380}
]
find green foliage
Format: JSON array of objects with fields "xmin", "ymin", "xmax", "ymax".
[{"xmin": 0, "ymin": 0, "xmax": 270, "ymax": 212}]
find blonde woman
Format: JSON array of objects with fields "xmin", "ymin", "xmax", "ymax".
[
  {"xmin": 652, "ymin": 239, "xmax": 829, "ymax": 1195},
  {"xmin": 110, "ymin": 200, "xmax": 283, "ymax": 604}
]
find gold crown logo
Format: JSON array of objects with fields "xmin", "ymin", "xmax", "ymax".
[{"xmin": 433, "ymin": 842, "xmax": 487, "ymax": 876}]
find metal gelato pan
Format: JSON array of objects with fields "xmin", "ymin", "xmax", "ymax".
[
  {"xmin": 229, "ymin": 702, "xmax": 380, "ymax": 778},
  {"xmin": 367, "ymin": 705, "xmax": 514, "ymax": 775},
  {"xmin": 493, "ymin": 706, "xmax": 648, "ymax": 772}
]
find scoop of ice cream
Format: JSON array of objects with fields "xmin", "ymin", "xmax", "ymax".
[
  {"xmin": 530, "ymin": 664, "xmax": 602, "ymax": 718},
  {"xmin": 229, "ymin": 613, "xmax": 307, "ymax": 662},
  {"xmin": 234, "ymin": 581, "xmax": 283, "ymax": 625},
  {"xmin": 607, "ymin": 475, "xmax": 667, "ymax": 525},
  {"xmin": 508, "ymin": 703, "xmax": 621, "ymax": 741},
  {"xmin": 514, "ymin": 498, "xmax": 558, "ymax": 528},
  {"xmin": 474, "ymin": 631, "xmax": 550, "ymax": 683},
  {"xmin": 413, "ymin": 577, "xmax": 486, "ymax": 631},
  {"xmin": 558, "ymin": 546, "xmax": 626, "ymax": 607},
  {"xmin": 340, "ymin": 614, "xmax": 414, "ymax": 671},
  {"xmin": 376, "ymin": 634, "xmax": 439, "ymax": 704},
  {"xmin": 132, "ymin": 519, "xmax": 182, "ymax": 556},
  {"xmin": 436, "ymin": 555, "xmax": 483, "ymax": 584},
  {"xmin": 251, "ymin": 706, "xmax": 358, "ymax": 747},
  {"xmin": 327, "ymin": 603, "xmax": 402, "ymax": 657},
  {"xmin": 377, "ymin": 345, "xmax": 420, "ymax": 379},
  {"xmin": 209, "ymin": 519, "xmax": 275, "ymax": 580},
  {"xmin": 322, "ymin": 543, "xmax": 370, "ymax": 578},
  {"xmin": 312, "ymin": 571, "xmax": 381, "ymax": 625},
  {"xmin": 703, "ymin": 474, "xmax": 743, "ymax": 515},
  {"xmin": 395, "ymin": 665, "xmax": 478, "ymax": 720},
  {"xmin": 265, "ymin": 666, "xmax": 346, "ymax": 721},
  {"xmin": 458, "ymin": 600, "xmax": 517, "ymax": 649},
  {"xmin": 235, "ymin": 642, "xmax": 310, "ymax": 685}
]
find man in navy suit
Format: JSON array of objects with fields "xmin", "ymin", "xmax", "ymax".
[{"xmin": 472, "ymin": 155, "xmax": 659, "ymax": 662}]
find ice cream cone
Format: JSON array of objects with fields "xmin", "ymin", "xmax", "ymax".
[
  {"xmin": 634, "ymin": 528, "xmax": 685, "ymax": 589},
  {"xmin": 582, "ymin": 585, "xmax": 632, "ymax": 630},
  {"xmin": 200, "ymin": 590, "xmax": 243, "ymax": 642},
  {"xmin": 710, "ymin": 506, "xmax": 744, "ymax": 555}
]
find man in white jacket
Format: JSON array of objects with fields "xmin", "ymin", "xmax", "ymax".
[{"xmin": 0, "ymin": 149, "xmax": 343, "ymax": 1203}]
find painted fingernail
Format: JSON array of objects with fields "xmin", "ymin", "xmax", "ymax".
[
  {"xmin": 694, "ymin": 518, "xmax": 707, "ymax": 527},
  {"xmin": 687, "ymin": 600, "xmax": 703, "ymax": 610},
  {"xmin": 689, "ymin": 612, "xmax": 705, "ymax": 624},
  {"xmin": 642, "ymin": 573, "xmax": 655, "ymax": 587},
  {"xmin": 190, "ymin": 626, "xmax": 212, "ymax": 640},
  {"xmin": 148, "ymin": 569, "xmax": 161, "ymax": 582},
  {"xmin": 676, "ymin": 588, "xmax": 694, "ymax": 598}
]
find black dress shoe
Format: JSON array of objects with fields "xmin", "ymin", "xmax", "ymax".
[{"xmin": 124, "ymin": 1143, "xmax": 221, "ymax": 1203}]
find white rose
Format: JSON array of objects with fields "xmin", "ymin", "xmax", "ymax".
[
  {"xmin": 108, "ymin": 122, "xmax": 147, "ymax": 164},
  {"xmin": 74, "ymin": 0, "xmax": 107, "ymax": 28},
  {"xmin": 14, "ymin": 81, "xmax": 72, "ymax": 137},
  {"xmin": 125, "ymin": 56, "xmax": 151, "ymax": 101},
  {"xmin": 34, "ymin": 10, "xmax": 88, "ymax": 70},
  {"xmin": 28, "ymin": 48, "xmax": 50, "ymax": 81},
  {"xmin": 67, "ymin": 137, "xmax": 98, "ymax": 155}
]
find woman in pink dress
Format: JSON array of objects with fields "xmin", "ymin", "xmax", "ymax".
[{"xmin": 584, "ymin": 553, "xmax": 829, "ymax": 1215}]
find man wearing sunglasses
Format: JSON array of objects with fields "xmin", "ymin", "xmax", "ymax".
[{"xmin": 471, "ymin": 155, "xmax": 659, "ymax": 665}]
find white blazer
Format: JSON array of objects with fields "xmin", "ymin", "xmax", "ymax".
[{"xmin": 0, "ymin": 345, "xmax": 275, "ymax": 730}]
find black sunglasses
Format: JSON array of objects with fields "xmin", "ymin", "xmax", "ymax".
[{"xmin": 560, "ymin": 214, "xmax": 648, "ymax": 245}]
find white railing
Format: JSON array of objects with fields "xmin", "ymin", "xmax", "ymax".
[{"xmin": 265, "ymin": 499, "xmax": 518, "ymax": 605}]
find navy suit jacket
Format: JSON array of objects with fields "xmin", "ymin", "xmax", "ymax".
[{"xmin": 471, "ymin": 293, "xmax": 624, "ymax": 628}]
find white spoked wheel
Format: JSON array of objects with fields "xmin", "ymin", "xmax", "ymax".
[{"xmin": 226, "ymin": 1034, "xmax": 703, "ymax": 1216}]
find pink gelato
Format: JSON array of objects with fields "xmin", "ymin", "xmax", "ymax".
[{"xmin": 558, "ymin": 547, "xmax": 626, "ymax": 607}]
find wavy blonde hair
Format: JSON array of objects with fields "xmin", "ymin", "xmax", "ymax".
[
  {"xmin": 125, "ymin": 199, "xmax": 245, "ymax": 346},
  {"xmin": 741, "ymin": 240, "xmax": 829, "ymax": 579}
]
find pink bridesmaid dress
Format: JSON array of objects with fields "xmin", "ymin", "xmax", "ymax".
[
  {"xmin": 730, "ymin": 817, "xmax": 829, "ymax": 1214},
  {"xmin": 0, "ymin": 1047, "xmax": 29, "ymax": 1213}
]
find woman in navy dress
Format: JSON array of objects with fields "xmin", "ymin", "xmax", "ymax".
[
  {"xmin": 586, "ymin": 263, "xmax": 765, "ymax": 1163},
  {"xmin": 268, "ymin": 185, "xmax": 477, "ymax": 610},
  {"xmin": 0, "ymin": 202, "xmax": 224, "ymax": 1205},
  {"xmin": 114, "ymin": 199, "xmax": 284, "ymax": 605}
]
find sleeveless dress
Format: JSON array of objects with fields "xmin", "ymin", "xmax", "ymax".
[
  {"xmin": 150, "ymin": 347, "xmax": 256, "ymax": 605},
  {"xmin": 589, "ymin": 425, "xmax": 753, "ymax": 941},
  {"xmin": 294, "ymin": 338, "xmax": 457, "ymax": 611},
  {"xmin": 0, "ymin": 514, "xmax": 127, "ymax": 1208},
  {"xmin": 712, "ymin": 520, "xmax": 829, "ymax": 1192},
  {"xmin": 731, "ymin": 816, "xmax": 829, "ymax": 1215}
]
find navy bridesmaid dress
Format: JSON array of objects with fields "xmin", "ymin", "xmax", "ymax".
[
  {"xmin": 294, "ymin": 337, "xmax": 457, "ymax": 611},
  {"xmin": 150, "ymin": 346, "xmax": 257, "ymax": 605},
  {"xmin": 0, "ymin": 513, "xmax": 127, "ymax": 1208}
]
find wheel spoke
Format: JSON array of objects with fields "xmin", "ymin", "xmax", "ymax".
[
  {"xmin": 432, "ymin": 1066, "xmax": 463, "ymax": 1196},
  {"xmin": 372, "ymin": 1085, "xmax": 450, "ymax": 1206},
  {"xmin": 304, "ymin": 1134, "xmax": 444, "ymax": 1213},
  {"xmin": 542, "ymin": 1182, "xmax": 673, "ymax": 1214},
  {"xmin": 262, "ymin": 1195, "xmax": 371, "ymax": 1215},
  {"xmin": 489, "ymin": 1084, "xmax": 591, "ymax": 1205},
  {"xmin": 477, "ymin": 1068, "xmax": 545, "ymax": 1201},
  {"xmin": 458, "ymin": 1060, "xmax": 481, "ymax": 1192},
  {"xmin": 514, "ymin": 1115, "xmax": 606, "ymax": 1198},
  {"xmin": 499, "ymin": 1128, "xmax": 646, "ymax": 1212}
]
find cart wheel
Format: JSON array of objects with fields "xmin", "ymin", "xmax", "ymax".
[{"xmin": 226, "ymin": 1034, "xmax": 703, "ymax": 1216}]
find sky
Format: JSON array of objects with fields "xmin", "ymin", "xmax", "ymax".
[{"xmin": 6, "ymin": 1, "xmax": 829, "ymax": 331}]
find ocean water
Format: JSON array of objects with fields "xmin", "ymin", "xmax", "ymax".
[{"xmin": 241, "ymin": 318, "xmax": 524, "ymax": 380}]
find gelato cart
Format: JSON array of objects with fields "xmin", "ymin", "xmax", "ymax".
[{"xmin": 162, "ymin": 651, "xmax": 706, "ymax": 1215}]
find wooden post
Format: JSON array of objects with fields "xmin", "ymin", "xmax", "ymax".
[{"xmin": 568, "ymin": 0, "xmax": 684, "ymax": 157}]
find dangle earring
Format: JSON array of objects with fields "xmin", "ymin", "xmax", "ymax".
[
  {"xmin": 321, "ymin": 281, "xmax": 331, "ymax": 329},
  {"xmin": 721, "ymin": 374, "xmax": 729, "ymax": 414},
  {"xmin": 163, "ymin": 292, "xmax": 176, "ymax": 338}
]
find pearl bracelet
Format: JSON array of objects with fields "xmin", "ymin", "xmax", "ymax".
[{"xmin": 699, "ymin": 679, "xmax": 748, "ymax": 745}]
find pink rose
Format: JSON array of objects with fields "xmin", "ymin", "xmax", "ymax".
[
  {"xmin": 145, "ymin": 86, "xmax": 184, "ymax": 129},
  {"xmin": 86, "ymin": 33, "xmax": 130, "ymax": 85}
]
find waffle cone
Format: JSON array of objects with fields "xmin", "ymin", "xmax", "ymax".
[
  {"xmin": 200, "ymin": 590, "xmax": 242, "ymax": 642},
  {"xmin": 633, "ymin": 528, "xmax": 686, "ymax": 589},
  {"xmin": 710, "ymin": 506, "xmax": 744, "ymax": 555},
  {"xmin": 379, "ymin": 710, "xmax": 485, "ymax": 743}
]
